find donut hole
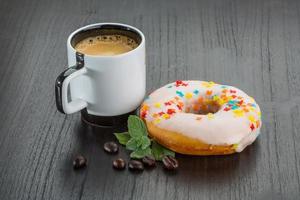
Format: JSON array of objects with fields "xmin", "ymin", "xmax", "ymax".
[{"xmin": 185, "ymin": 98, "xmax": 221, "ymax": 115}]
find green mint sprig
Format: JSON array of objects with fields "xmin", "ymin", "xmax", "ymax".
[
  {"xmin": 151, "ymin": 141, "xmax": 175, "ymax": 161},
  {"xmin": 114, "ymin": 115, "xmax": 175, "ymax": 160}
]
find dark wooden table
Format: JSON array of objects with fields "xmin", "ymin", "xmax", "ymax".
[{"xmin": 1, "ymin": 0, "xmax": 300, "ymax": 199}]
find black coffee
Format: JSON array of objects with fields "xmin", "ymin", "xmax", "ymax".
[{"xmin": 75, "ymin": 34, "xmax": 138, "ymax": 56}]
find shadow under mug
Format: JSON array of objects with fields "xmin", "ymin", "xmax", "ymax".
[{"xmin": 55, "ymin": 23, "xmax": 146, "ymax": 127}]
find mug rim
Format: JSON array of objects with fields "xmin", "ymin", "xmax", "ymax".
[{"xmin": 67, "ymin": 22, "xmax": 145, "ymax": 58}]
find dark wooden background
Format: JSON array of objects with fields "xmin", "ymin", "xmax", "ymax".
[{"xmin": 0, "ymin": 0, "xmax": 300, "ymax": 199}]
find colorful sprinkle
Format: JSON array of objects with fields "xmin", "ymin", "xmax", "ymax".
[
  {"xmin": 164, "ymin": 101, "xmax": 172, "ymax": 106},
  {"xmin": 176, "ymin": 91, "xmax": 184, "ymax": 97},
  {"xmin": 212, "ymin": 95, "xmax": 219, "ymax": 101},
  {"xmin": 250, "ymin": 123, "xmax": 255, "ymax": 131},
  {"xmin": 233, "ymin": 110, "xmax": 244, "ymax": 117},
  {"xmin": 256, "ymin": 120, "xmax": 260, "ymax": 128},
  {"xmin": 178, "ymin": 101, "xmax": 184, "ymax": 107},
  {"xmin": 185, "ymin": 92, "xmax": 193, "ymax": 99},
  {"xmin": 248, "ymin": 115, "xmax": 256, "ymax": 123},
  {"xmin": 243, "ymin": 108, "xmax": 249, "ymax": 112},
  {"xmin": 154, "ymin": 103, "xmax": 161, "ymax": 108},
  {"xmin": 152, "ymin": 113, "xmax": 159, "ymax": 118},
  {"xmin": 177, "ymin": 104, "xmax": 183, "ymax": 110},
  {"xmin": 162, "ymin": 113, "xmax": 170, "ymax": 119},
  {"xmin": 193, "ymin": 89, "xmax": 199, "ymax": 95},
  {"xmin": 167, "ymin": 109, "xmax": 176, "ymax": 115},
  {"xmin": 176, "ymin": 80, "xmax": 182, "ymax": 85},
  {"xmin": 224, "ymin": 107, "xmax": 231, "ymax": 111},
  {"xmin": 153, "ymin": 118, "xmax": 161, "ymax": 124},
  {"xmin": 222, "ymin": 89, "xmax": 228, "ymax": 93},
  {"xmin": 238, "ymin": 100, "xmax": 244, "ymax": 105},
  {"xmin": 231, "ymin": 105, "xmax": 238, "ymax": 110},
  {"xmin": 158, "ymin": 112, "xmax": 165, "ymax": 116},
  {"xmin": 141, "ymin": 111, "xmax": 147, "ymax": 118},
  {"xmin": 202, "ymin": 81, "xmax": 216, "ymax": 88},
  {"xmin": 228, "ymin": 100, "xmax": 236, "ymax": 105},
  {"xmin": 206, "ymin": 90, "xmax": 213, "ymax": 96},
  {"xmin": 141, "ymin": 104, "xmax": 149, "ymax": 111},
  {"xmin": 193, "ymin": 104, "xmax": 200, "ymax": 111},
  {"xmin": 175, "ymin": 80, "xmax": 188, "ymax": 87},
  {"xmin": 198, "ymin": 96, "xmax": 204, "ymax": 103},
  {"xmin": 217, "ymin": 99, "xmax": 225, "ymax": 105},
  {"xmin": 174, "ymin": 96, "xmax": 180, "ymax": 101}
]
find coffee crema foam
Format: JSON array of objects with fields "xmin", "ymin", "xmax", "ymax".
[{"xmin": 74, "ymin": 34, "xmax": 138, "ymax": 56}]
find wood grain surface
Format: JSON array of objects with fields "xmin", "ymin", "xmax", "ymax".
[{"xmin": 0, "ymin": 0, "xmax": 300, "ymax": 199}]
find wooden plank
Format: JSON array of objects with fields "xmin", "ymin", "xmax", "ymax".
[{"xmin": 0, "ymin": 0, "xmax": 299, "ymax": 199}]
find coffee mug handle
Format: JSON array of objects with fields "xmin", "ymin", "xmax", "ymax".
[{"xmin": 55, "ymin": 65, "xmax": 88, "ymax": 114}]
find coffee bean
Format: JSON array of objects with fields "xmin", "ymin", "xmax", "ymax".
[
  {"xmin": 128, "ymin": 160, "xmax": 144, "ymax": 171},
  {"xmin": 162, "ymin": 155, "xmax": 178, "ymax": 170},
  {"xmin": 73, "ymin": 155, "xmax": 87, "ymax": 170},
  {"xmin": 142, "ymin": 155, "xmax": 156, "ymax": 168},
  {"xmin": 103, "ymin": 142, "xmax": 118, "ymax": 153},
  {"xmin": 113, "ymin": 158, "xmax": 126, "ymax": 170}
]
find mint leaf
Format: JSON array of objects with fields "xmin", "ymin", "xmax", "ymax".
[
  {"xmin": 136, "ymin": 137, "xmax": 144, "ymax": 148},
  {"xmin": 126, "ymin": 138, "xmax": 140, "ymax": 151},
  {"xmin": 162, "ymin": 148, "xmax": 175, "ymax": 158},
  {"xmin": 130, "ymin": 147, "xmax": 152, "ymax": 159},
  {"xmin": 152, "ymin": 141, "xmax": 164, "ymax": 160},
  {"xmin": 128, "ymin": 115, "xmax": 147, "ymax": 137},
  {"xmin": 125, "ymin": 135, "xmax": 150, "ymax": 151},
  {"xmin": 114, "ymin": 132, "xmax": 131, "ymax": 145},
  {"xmin": 114, "ymin": 115, "xmax": 174, "ymax": 162},
  {"xmin": 140, "ymin": 136, "xmax": 151, "ymax": 150},
  {"xmin": 152, "ymin": 141, "xmax": 175, "ymax": 161}
]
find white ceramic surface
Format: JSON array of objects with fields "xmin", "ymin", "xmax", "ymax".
[{"xmin": 62, "ymin": 23, "xmax": 146, "ymax": 116}]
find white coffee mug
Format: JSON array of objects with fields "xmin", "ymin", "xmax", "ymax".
[{"xmin": 55, "ymin": 23, "xmax": 146, "ymax": 119}]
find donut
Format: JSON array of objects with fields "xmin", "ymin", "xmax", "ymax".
[{"xmin": 140, "ymin": 80, "xmax": 262, "ymax": 155}]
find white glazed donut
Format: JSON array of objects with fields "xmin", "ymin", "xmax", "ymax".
[{"xmin": 140, "ymin": 80, "xmax": 262, "ymax": 155}]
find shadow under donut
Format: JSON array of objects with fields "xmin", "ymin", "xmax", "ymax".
[{"xmin": 171, "ymin": 140, "xmax": 260, "ymax": 185}]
